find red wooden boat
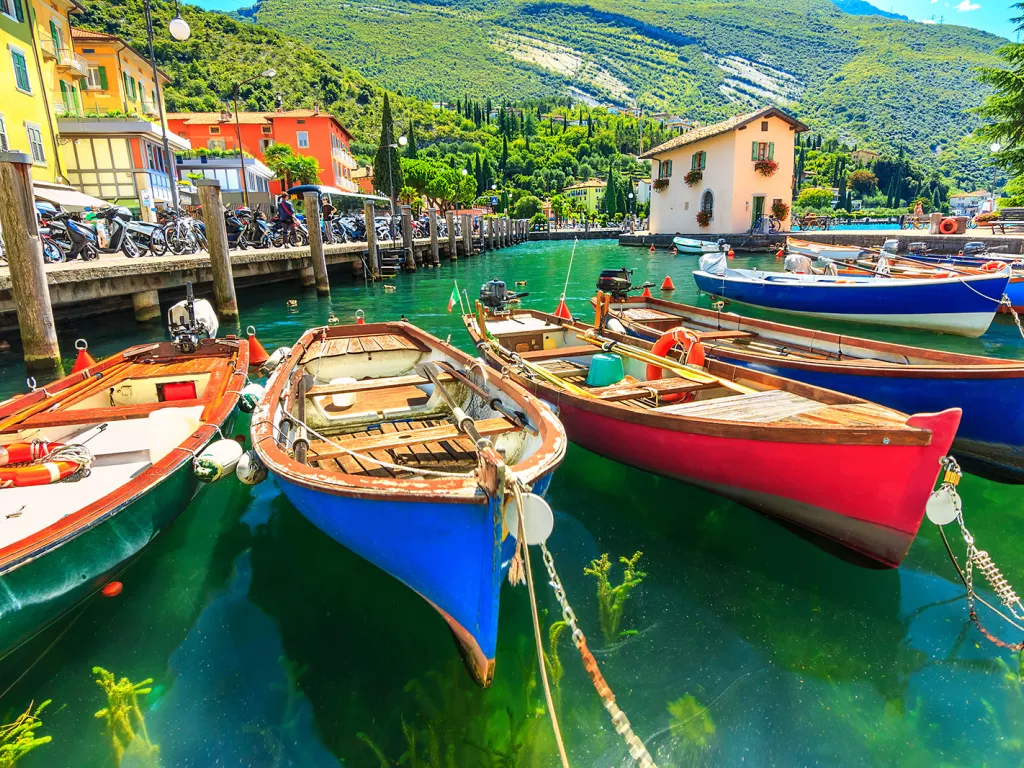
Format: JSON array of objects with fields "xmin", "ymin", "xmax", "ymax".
[{"xmin": 464, "ymin": 306, "xmax": 960, "ymax": 566}]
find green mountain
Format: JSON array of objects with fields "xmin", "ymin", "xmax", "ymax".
[
  {"xmin": 239, "ymin": 0, "xmax": 1004, "ymax": 187},
  {"xmin": 830, "ymin": 0, "xmax": 908, "ymax": 21}
]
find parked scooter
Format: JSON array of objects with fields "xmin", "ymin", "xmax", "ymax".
[{"xmin": 53, "ymin": 206, "xmax": 140, "ymax": 260}]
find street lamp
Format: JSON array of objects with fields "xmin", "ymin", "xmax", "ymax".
[
  {"xmin": 627, "ymin": 190, "xmax": 635, "ymax": 232},
  {"xmin": 233, "ymin": 67, "xmax": 276, "ymax": 208},
  {"xmin": 143, "ymin": 0, "xmax": 189, "ymax": 213},
  {"xmin": 386, "ymin": 134, "xmax": 407, "ymax": 237},
  {"xmin": 990, "ymin": 142, "xmax": 1002, "ymax": 211}
]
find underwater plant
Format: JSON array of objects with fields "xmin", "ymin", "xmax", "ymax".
[
  {"xmin": 583, "ymin": 551, "xmax": 646, "ymax": 645},
  {"xmin": 667, "ymin": 694, "xmax": 716, "ymax": 748},
  {"xmin": 93, "ymin": 666, "xmax": 159, "ymax": 766},
  {"xmin": 0, "ymin": 700, "xmax": 51, "ymax": 767}
]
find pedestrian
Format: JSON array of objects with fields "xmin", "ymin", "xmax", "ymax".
[
  {"xmin": 914, "ymin": 200, "xmax": 924, "ymax": 221},
  {"xmin": 277, "ymin": 193, "xmax": 296, "ymax": 248},
  {"xmin": 321, "ymin": 196, "xmax": 337, "ymax": 244}
]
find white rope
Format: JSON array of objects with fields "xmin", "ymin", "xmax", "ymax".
[{"xmin": 559, "ymin": 237, "xmax": 579, "ymax": 302}]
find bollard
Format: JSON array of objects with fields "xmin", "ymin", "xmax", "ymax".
[
  {"xmin": 428, "ymin": 208, "xmax": 440, "ymax": 266},
  {"xmin": 487, "ymin": 218, "xmax": 496, "ymax": 251},
  {"xmin": 364, "ymin": 200, "xmax": 380, "ymax": 278},
  {"xmin": 197, "ymin": 180, "xmax": 238, "ymax": 321},
  {"xmin": 461, "ymin": 213, "xmax": 473, "ymax": 258},
  {"xmin": 400, "ymin": 204, "xmax": 417, "ymax": 272},
  {"xmin": 0, "ymin": 151, "xmax": 61, "ymax": 372},
  {"xmin": 131, "ymin": 289, "xmax": 161, "ymax": 323},
  {"xmin": 445, "ymin": 210, "xmax": 458, "ymax": 260},
  {"xmin": 303, "ymin": 191, "xmax": 330, "ymax": 295}
]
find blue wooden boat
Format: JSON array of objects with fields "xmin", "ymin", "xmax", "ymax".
[
  {"xmin": 251, "ymin": 322, "xmax": 566, "ymax": 686},
  {"xmin": 692, "ymin": 263, "xmax": 1008, "ymax": 337},
  {"xmin": 601, "ymin": 295, "xmax": 1024, "ymax": 482}
]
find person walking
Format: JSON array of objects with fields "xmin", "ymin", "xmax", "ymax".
[
  {"xmin": 321, "ymin": 196, "xmax": 337, "ymax": 244},
  {"xmin": 277, "ymin": 193, "xmax": 297, "ymax": 248}
]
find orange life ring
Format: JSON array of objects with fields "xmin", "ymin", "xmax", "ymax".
[
  {"xmin": 939, "ymin": 218, "xmax": 958, "ymax": 235},
  {"xmin": 647, "ymin": 328, "xmax": 705, "ymax": 404},
  {"xmin": 982, "ymin": 260, "xmax": 1007, "ymax": 272},
  {"xmin": 0, "ymin": 441, "xmax": 61, "ymax": 467},
  {"xmin": 0, "ymin": 460, "xmax": 79, "ymax": 487}
]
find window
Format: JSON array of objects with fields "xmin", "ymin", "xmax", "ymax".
[
  {"xmin": 26, "ymin": 124, "xmax": 45, "ymax": 164},
  {"xmin": 752, "ymin": 141, "xmax": 775, "ymax": 161},
  {"xmin": 761, "ymin": 121, "xmax": 769, "ymax": 132},
  {"xmin": 691, "ymin": 151, "xmax": 706, "ymax": 171},
  {"xmin": 297, "ymin": 119, "xmax": 305, "ymax": 124},
  {"xmin": 86, "ymin": 66, "xmax": 107, "ymax": 90},
  {"xmin": 700, "ymin": 190, "xmax": 714, "ymax": 219},
  {"xmin": 658, "ymin": 159, "xmax": 672, "ymax": 179},
  {"xmin": 0, "ymin": 115, "xmax": 8, "ymax": 151},
  {"xmin": 209, "ymin": 126, "xmax": 221, "ymax": 135},
  {"xmin": 1, "ymin": 0, "xmax": 25, "ymax": 22},
  {"xmin": 10, "ymin": 47, "xmax": 30, "ymax": 92},
  {"xmin": 297, "ymin": 131, "xmax": 309, "ymax": 148},
  {"xmin": 261, "ymin": 125, "xmax": 272, "ymax": 134},
  {"xmin": 259, "ymin": 138, "xmax": 273, "ymax": 153},
  {"xmin": 207, "ymin": 139, "xmax": 226, "ymax": 151}
]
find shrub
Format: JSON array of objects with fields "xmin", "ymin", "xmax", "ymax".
[
  {"xmin": 696, "ymin": 209, "xmax": 711, "ymax": 227},
  {"xmin": 684, "ymin": 169, "xmax": 703, "ymax": 187},
  {"xmin": 754, "ymin": 159, "xmax": 778, "ymax": 177},
  {"xmin": 796, "ymin": 187, "xmax": 835, "ymax": 209},
  {"xmin": 530, "ymin": 212, "xmax": 547, "ymax": 227}
]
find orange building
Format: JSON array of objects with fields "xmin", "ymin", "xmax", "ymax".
[{"xmin": 166, "ymin": 108, "xmax": 359, "ymax": 194}]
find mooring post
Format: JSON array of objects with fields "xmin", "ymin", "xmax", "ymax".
[
  {"xmin": 445, "ymin": 210, "xmax": 458, "ymax": 260},
  {"xmin": 131, "ymin": 290, "xmax": 161, "ymax": 323},
  {"xmin": 0, "ymin": 151, "xmax": 61, "ymax": 373},
  {"xmin": 427, "ymin": 208, "xmax": 440, "ymax": 266},
  {"xmin": 363, "ymin": 200, "xmax": 380, "ymax": 278},
  {"xmin": 487, "ymin": 218, "xmax": 495, "ymax": 251},
  {"xmin": 196, "ymin": 180, "xmax": 238, "ymax": 321},
  {"xmin": 507, "ymin": 217, "xmax": 514, "ymax": 246},
  {"xmin": 400, "ymin": 204, "xmax": 417, "ymax": 272},
  {"xmin": 303, "ymin": 191, "xmax": 330, "ymax": 295},
  {"xmin": 461, "ymin": 213, "xmax": 473, "ymax": 257}
]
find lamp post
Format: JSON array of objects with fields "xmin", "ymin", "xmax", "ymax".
[
  {"xmin": 143, "ymin": 0, "xmax": 190, "ymax": 213},
  {"xmin": 386, "ymin": 133, "xmax": 407, "ymax": 238},
  {"xmin": 627, "ymin": 190, "xmax": 635, "ymax": 233},
  {"xmin": 232, "ymin": 67, "xmax": 276, "ymax": 208},
  {"xmin": 990, "ymin": 142, "xmax": 1001, "ymax": 213}
]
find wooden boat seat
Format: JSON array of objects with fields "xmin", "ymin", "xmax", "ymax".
[
  {"xmin": 697, "ymin": 330, "xmax": 754, "ymax": 341},
  {"xmin": 307, "ymin": 372, "xmax": 452, "ymax": 397},
  {"xmin": 622, "ymin": 308, "xmax": 678, "ymax": 322},
  {"xmin": 301, "ymin": 333, "xmax": 421, "ymax": 362},
  {"xmin": 520, "ymin": 345, "xmax": 595, "ymax": 362},
  {"xmin": 7, "ymin": 397, "xmax": 212, "ymax": 430},
  {"xmin": 591, "ymin": 377, "xmax": 719, "ymax": 402},
  {"xmin": 307, "ymin": 417, "xmax": 519, "ymax": 462}
]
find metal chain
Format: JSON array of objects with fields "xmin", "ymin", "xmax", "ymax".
[
  {"xmin": 1001, "ymin": 296, "xmax": 1024, "ymax": 341},
  {"xmin": 540, "ymin": 543, "xmax": 658, "ymax": 768}
]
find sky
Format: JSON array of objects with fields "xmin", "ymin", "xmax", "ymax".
[{"xmin": 883, "ymin": 0, "xmax": 1019, "ymax": 37}]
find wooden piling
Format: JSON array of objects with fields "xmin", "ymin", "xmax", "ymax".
[
  {"xmin": 303, "ymin": 191, "xmax": 330, "ymax": 295},
  {"xmin": 428, "ymin": 208, "xmax": 440, "ymax": 266},
  {"xmin": 131, "ymin": 289, "xmax": 161, "ymax": 322},
  {"xmin": 197, "ymin": 180, "xmax": 238, "ymax": 320},
  {"xmin": 485, "ymin": 218, "xmax": 493, "ymax": 251},
  {"xmin": 0, "ymin": 152, "xmax": 61, "ymax": 372},
  {"xmin": 445, "ymin": 210, "xmax": 458, "ymax": 260},
  {"xmin": 400, "ymin": 204, "xmax": 417, "ymax": 272},
  {"xmin": 461, "ymin": 213, "xmax": 473, "ymax": 257},
  {"xmin": 364, "ymin": 200, "xmax": 380, "ymax": 278}
]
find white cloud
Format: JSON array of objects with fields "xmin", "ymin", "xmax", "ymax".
[
  {"xmin": 956, "ymin": 0, "xmax": 980, "ymax": 11},
  {"xmin": 919, "ymin": 18, "xmax": 938, "ymax": 23}
]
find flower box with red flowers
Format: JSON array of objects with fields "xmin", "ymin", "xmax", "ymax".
[
  {"xmin": 684, "ymin": 169, "xmax": 703, "ymax": 187},
  {"xmin": 754, "ymin": 159, "xmax": 779, "ymax": 178}
]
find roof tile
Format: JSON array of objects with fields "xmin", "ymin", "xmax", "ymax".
[{"xmin": 640, "ymin": 106, "xmax": 808, "ymax": 159}]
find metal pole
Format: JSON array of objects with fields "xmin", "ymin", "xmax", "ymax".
[
  {"xmin": 234, "ymin": 84, "xmax": 249, "ymax": 208},
  {"xmin": 145, "ymin": 0, "xmax": 178, "ymax": 211}
]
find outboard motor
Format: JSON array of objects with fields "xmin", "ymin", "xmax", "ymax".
[
  {"xmin": 596, "ymin": 268, "xmax": 634, "ymax": 300},
  {"xmin": 479, "ymin": 279, "xmax": 528, "ymax": 314},
  {"xmin": 168, "ymin": 283, "xmax": 219, "ymax": 353},
  {"xmin": 962, "ymin": 241, "xmax": 988, "ymax": 258},
  {"xmin": 908, "ymin": 242, "xmax": 929, "ymax": 255}
]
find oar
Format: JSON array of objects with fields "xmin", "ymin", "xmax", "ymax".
[
  {"xmin": 0, "ymin": 362, "xmax": 130, "ymax": 433},
  {"xmin": 575, "ymin": 331, "xmax": 757, "ymax": 395}
]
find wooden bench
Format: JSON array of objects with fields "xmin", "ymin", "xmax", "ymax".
[
  {"xmin": 989, "ymin": 208, "xmax": 1024, "ymax": 235},
  {"xmin": 307, "ymin": 418, "xmax": 519, "ymax": 462},
  {"xmin": 307, "ymin": 372, "xmax": 452, "ymax": 397}
]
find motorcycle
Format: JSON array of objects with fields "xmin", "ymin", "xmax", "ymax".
[
  {"xmin": 225, "ymin": 207, "xmax": 250, "ymax": 250},
  {"xmin": 51, "ymin": 207, "xmax": 140, "ymax": 260}
]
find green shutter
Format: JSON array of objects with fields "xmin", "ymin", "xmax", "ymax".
[
  {"xmin": 768, "ymin": 142, "xmax": 775, "ymax": 161},
  {"xmin": 122, "ymin": 71, "xmax": 129, "ymax": 95},
  {"xmin": 12, "ymin": 0, "xmax": 23, "ymax": 22},
  {"xmin": 59, "ymin": 80, "xmax": 67, "ymax": 106},
  {"xmin": 49, "ymin": 21, "xmax": 59, "ymax": 52},
  {"xmin": 98, "ymin": 66, "xmax": 107, "ymax": 90},
  {"xmin": 752, "ymin": 142, "xmax": 758, "ymax": 160}
]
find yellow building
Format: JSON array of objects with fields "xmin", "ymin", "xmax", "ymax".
[{"xmin": 563, "ymin": 178, "xmax": 606, "ymax": 212}]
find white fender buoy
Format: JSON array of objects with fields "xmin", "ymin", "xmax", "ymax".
[
  {"xmin": 504, "ymin": 492, "xmax": 555, "ymax": 545},
  {"xmin": 606, "ymin": 317, "xmax": 626, "ymax": 335},
  {"xmin": 235, "ymin": 449, "xmax": 268, "ymax": 485},
  {"xmin": 238, "ymin": 382, "xmax": 265, "ymax": 413},
  {"xmin": 260, "ymin": 347, "xmax": 291, "ymax": 376},
  {"xmin": 193, "ymin": 439, "xmax": 244, "ymax": 483},
  {"xmin": 926, "ymin": 485, "xmax": 959, "ymax": 526}
]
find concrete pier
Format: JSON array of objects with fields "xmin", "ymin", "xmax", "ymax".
[
  {"xmin": 131, "ymin": 289, "xmax": 161, "ymax": 322},
  {"xmin": 0, "ymin": 151, "xmax": 61, "ymax": 372},
  {"xmin": 197, "ymin": 180, "xmax": 238, "ymax": 320}
]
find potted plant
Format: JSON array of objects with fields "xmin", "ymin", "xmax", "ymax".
[
  {"xmin": 771, "ymin": 200, "xmax": 790, "ymax": 221},
  {"xmin": 754, "ymin": 159, "xmax": 778, "ymax": 177},
  {"xmin": 653, "ymin": 178, "xmax": 670, "ymax": 192},
  {"xmin": 696, "ymin": 209, "xmax": 711, "ymax": 228},
  {"xmin": 684, "ymin": 169, "xmax": 702, "ymax": 187}
]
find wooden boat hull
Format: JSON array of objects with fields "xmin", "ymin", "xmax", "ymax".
[
  {"xmin": 787, "ymin": 237, "xmax": 863, "ymax": 261},
  {"xmin": 673, "ymin": 237, "xmax": 724, "ymax": 255},
  {"xmin": 693, "ymin": 268, "xmax": 1007, "ymax": 337},
  {"xmin": 609, "ymin": 298, "xmax": 1024, "ymax": 482}
]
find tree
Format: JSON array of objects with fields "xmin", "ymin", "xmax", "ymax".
[
  {"xmin": 977, "ymin": 4, "xmax": 1024, "ymax": 179},
  {"xmin": 263, "ymin": 143, "xmax": 320, "ymax": 189},
  {"xmin": 500, "ymin": 136, "xmax": 509, "ymax": 177},
  {"xmin": 603, "ymin": 163, "xmax": 619, "ymax": 215},
  {"xmin": 405, "ymin": 120, "xmax": 418, "ymax": 159},
  {"xmin": 512, "ymin": 195, "xmax": 543, "ymax": 219},
  {"xmin": 836, "ymin": 173, "xmax": 848, "ymax": 210},
  {"xmin": 796, "ymin": 187, "xmax": 834, "ymax": 209},
  {"xmin": 848, "ymin": 169, "xmax": 878, "ymax": 196},
  {"xmin": 550, "ymin": 194, "xmax": 571, "ymax": 227},
  {"xmin": 373, "ymin": 93, "xmax": 403, "ymax": 205}
]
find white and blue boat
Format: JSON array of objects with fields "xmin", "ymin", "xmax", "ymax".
[
  {"xmin": 693, "ymin": 260, "xmax": 1009, "ymax": 337},
  {"xmin": 252, "ymin": 322, "xmax": 566, "ymax": 686},
  {"xmin": 673, "ymin": 236, "xmax": 729, "ymax": 255}
]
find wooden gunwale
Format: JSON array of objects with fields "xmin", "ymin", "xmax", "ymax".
[
  {"xmin": 0, "ymin": 338, "xmax": 247, "ymax": 574},
  {"xmin": 251, "ymin": 322, "xmax": 566, "ymax": 503},
  {"xmin": 605, "ymin": 296, "xmax": 1024, "ymax": 380},
  {"xmin": 467, "ymin": 310, "xmax": 934, "ymax": 447}
]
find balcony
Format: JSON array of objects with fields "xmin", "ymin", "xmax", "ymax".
[
  {"xmin": 141, "ymin": 101, "xmax": 158, "ymax": 117},
  {"xmin": 40, "ymin": 42, "xmax": 89, "ymax": 78}
]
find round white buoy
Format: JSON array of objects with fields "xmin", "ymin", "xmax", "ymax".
[
  {"xmin": 193, "ymin": 439, "xmax": 244, "ymax": 483},
  {"xmin": 260, "ymin": 347, "xmax": 292, "ymax": 375},
  {"xmin": 925, "ymin": 485, "xmax": 959, "ymax": 526},
  {"xmin": 238, "ymin": 382, "xmax": 265, "ymax": 413},
  {"xmin": 504, "ymin": 492, "xmax": 555, "ymax": 545},
  {"xmin": 235, "ymin": 449, "xmax": 268, "ymax": 485},
  {"xmin": 606, "ymin": 317, "xmax": 626, "ymax": 335}
]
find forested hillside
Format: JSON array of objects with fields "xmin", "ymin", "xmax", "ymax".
[{"xmin": 241, "ymin": 0, "xmax": 1005, "ymax": 188}]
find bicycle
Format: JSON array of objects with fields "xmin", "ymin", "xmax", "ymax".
[
  {"xmin": 900, "ymin": 217, "xmax": 928, "ymax": 231},
  {"xmin": 751, "ymin": 215, "xmax": 781, "ymax": 234}
]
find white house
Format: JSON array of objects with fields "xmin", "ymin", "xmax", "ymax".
[
  {"xmin": 640, "ymin": 106, "xmax": 808, "ymax": 235},
  {"xmin": 949, "ymin": 190, "xmax": 991, "ymax": 217}
]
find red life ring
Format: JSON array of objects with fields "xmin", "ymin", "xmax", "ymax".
[
  {"xmin": 647, "ymin": 328, "xmax": 705, "ymax": 403},
  {"xmin": 939, "ymin": 218, "xmax": 958, "ymax": 235},
  {"xmin": 982, "ymin": 260, "xmax": 1007, "ymax": 272},
  {"xmin": 0, "ymin": 460, "xmax": 79, "ymax": 487},
  {"xmin": 0, "ymin": 441, "xmax": 61, "ymax": 467}
]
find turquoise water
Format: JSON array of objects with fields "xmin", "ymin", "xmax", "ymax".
[{"xmin": 2, "ymin": 240, "xmax": 1024, "ymax": 767}]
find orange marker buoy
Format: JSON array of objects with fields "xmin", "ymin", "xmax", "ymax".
[
  {"xmin": 245, "ymin": 326, "xmax": 269, "ymax": 367},
  {"xmin": 727, "ymin": 250, "xmax": 736, "ymax": 259},
  {"xmin": 71, "ymin": 339, "xmax": 96, "ymax": 373},
  {"xmin": 776, "ymin": 248, "xmax": 785, "ymax": 259},
  {"xmin": 355, "ymin": 309, "xmax": 366, "ymax": 325},
  {"xmin": 648, "ymin": 244, "xmax": 656, "ymax": 253},
  {"xmin": 660, "ymin": 276, "xmax": 676, "ymax": 291},
  {"xmin": 553, "ymin": 298, "xmax": 573, "ymax": 320},
  {"xmin": 641, "ymin": 286, "xmax": 653, "ymax": 298},
  {"xmin": 101, "ymin": 581, "xmax": 123, "ymax": 597}
]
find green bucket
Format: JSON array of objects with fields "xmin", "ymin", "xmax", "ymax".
[{"xmin": 586, "ymin": 353, "xmax": 625, "ymax": 387}]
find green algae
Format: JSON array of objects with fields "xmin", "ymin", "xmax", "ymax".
[
  {"xmin": 0, "ymin": 700, "xmax": 51, "ymax": 767},
  {"xmin": 93, "ymin": 667, "xmax": 159, "ymax": 766},
  {"xmin": 583, "ymin": 551, "xmax": 646, "ymax": 645},
  {"xmin": 667, "ymin": 694, "xmax": 716, "ymax": 748}
]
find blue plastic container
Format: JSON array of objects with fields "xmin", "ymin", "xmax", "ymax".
[{"xmin": 586, "ymin": 354, "xmax": 625, "ymax": 387}]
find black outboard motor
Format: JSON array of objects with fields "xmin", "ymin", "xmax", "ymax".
[
  {"xmin": 908, "ymin": 242, "xmax": 929, "ymax": 255},
  {"xmin": 479, "ymin": 279, "xmax": 528, "ymax": 314},
  {"xmin": 596, "ymin": 268, "xmax": 655, "ymax": 301},
  {"xmin": 962, "ymin": 241, "xmax": 988, "ymax": 258}
]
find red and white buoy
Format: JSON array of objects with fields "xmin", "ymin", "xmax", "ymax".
[
  {"xmin": 355, "ymin": 309, "xmax": 366, "ymax": 325},
  {"xmin": 71, "ymin": 339, "xmax": 96, "ymax": 373},
  {"xmin": 641, "ymin": 285, "xmax": 653, "ymax": 298},
  {"xmin": 553, "ymin": 298, "xmax": 572, "ymax": 320},
  {"xmin": 246, "ymin": 326, "xmax": 269, "ymax": 368},
  {"xmin": 661, "ymin": 275, "xmax": 676, "ymax": 291}
]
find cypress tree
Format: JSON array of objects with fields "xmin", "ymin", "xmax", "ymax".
[
  {"xmin": 587, "ymin": 114, "xmax": 593, "ymax": 138},
  {"xmin": 500, "ymin": 136, "xmax": 509, "ymax": 177},
  {"xmin": 603, "ymin": 163, "xmax": 619, "ymax": 215},
  {"xmin": 837, "ymin": 173, "xmax": 847, "ymax": 211},
  {"xmin": 474, "ymin": 152, "xmax": 483, "ymax": 195},
  {"xmin": 486, "ymin": 97, "xmax": 492, "ymax": 124},
  {"xmin": 885, "ymin": 176, "xmax": 895, "ymax": 208},
  {"xmin": 405, "ymin": 120, "xmax": 418, "ymax": 159},
  {"xmin": 373, "ymin": 93, "xmax": 403, "ymax": 206}
]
